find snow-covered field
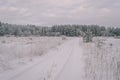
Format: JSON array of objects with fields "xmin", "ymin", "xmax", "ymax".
[
  {"xmin": 0, "ymin": 37, "xmax": 120, "ymax": 80},
  {"xmin": 83, "ymin": 37, "xmax": 120, "ymax": 80},
  {"xmin": 0, "ymin": 37, "xmax": 79, "ymax": 80},
  {"xmin": 0, "ymin": 37, "xmax": 68, "ymax": 73}
]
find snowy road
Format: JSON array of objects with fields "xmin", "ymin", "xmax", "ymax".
[
  {"xmin": 0, "ymin": 38, "xmax": 84, "ymax": 80},
  {"xmin": 56, "ymin": 38, "xmax": 84, "ymax": 80}
]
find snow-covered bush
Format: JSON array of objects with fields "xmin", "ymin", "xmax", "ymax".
[
  {"xmin": 82, "ymin": 30, "xmax": 93, "ymax": 43},
  {"xmin": 1, "ymin": 40, "xmax": 6, "ymax": 43},
  {"xmin": 61, "ymin": 36, "xmax": 67, "ymax": 40}
]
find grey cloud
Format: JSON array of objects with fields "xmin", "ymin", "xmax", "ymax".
[{"xmin": 0, "ymin": 0, "xmax": 120, "ymax": 27}]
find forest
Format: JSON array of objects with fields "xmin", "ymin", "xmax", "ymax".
[{"xmin": 0, "ymin": 21, "xmax": 120, "ymax": 37}]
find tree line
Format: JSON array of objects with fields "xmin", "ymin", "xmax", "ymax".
[{"xmin": 0, "ymin": 21, "xmax": 120, "ymax": 37}]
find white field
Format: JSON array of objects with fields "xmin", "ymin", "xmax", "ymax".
[
  {"xmin": 0, "ymin": 37, "xmax": 120, "ymax": 80},
  {"xmin": 0, "ymin": 37, "xmax": 68, "ymax": 73}
]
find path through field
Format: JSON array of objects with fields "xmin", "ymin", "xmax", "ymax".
[
  {"xmin": 0, "ymin": 38, "xmax": 85, "ymax": 80},
  {"xmin": 56, "ymin": 38, "xmax": 84, "ymax": 80}
]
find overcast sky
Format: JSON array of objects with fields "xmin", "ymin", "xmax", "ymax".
[{"xmin": 0, "ymin": 0, "xmax": 120, "ymax": 27}]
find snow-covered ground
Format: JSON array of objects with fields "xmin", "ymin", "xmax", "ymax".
[
  {"xmin": 0, "ymin": 37, "xmax": 68, "ymax": 73},
  {"xmin": 0, "ymin": 37, "xmax": 84, "ymax": 80},
  {"xmin": 83, "ymin": 37, "xmax": 120, "ymax": 80},
  {"xmin": 0, "ymin": 37, "xmax": 120, "ymax": 80}
]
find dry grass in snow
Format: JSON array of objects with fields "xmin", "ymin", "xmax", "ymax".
[
  {"xmin": 83, "ymin": 37, "xmax": 120, "ymax": 80},
  {"xmin": 0, "ymin": 36, "xmax": 68, "ymax": 73}
]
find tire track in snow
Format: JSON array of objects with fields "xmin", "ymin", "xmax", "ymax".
[
  {"xmin": 0, "ymin": 39, "xmax": 76, "ymax": 80},
  {"xmin": 55, "ymin": 38, "xmax": 85, "ymax": 80}
]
